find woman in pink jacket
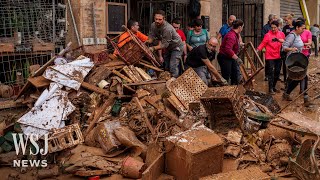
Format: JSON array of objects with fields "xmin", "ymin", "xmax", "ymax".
[{"xmin": 257, "ymin": 21, "xmax": 285, "ymax": 94}]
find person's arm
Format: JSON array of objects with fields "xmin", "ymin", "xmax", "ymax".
[
  {"xmin": 283, "ymin": 34, "xmax": 298, "ymax": 52},
  {"xmin": 183, "ymin": 41, "xmax": 187, "ymax": 62},
  {"xmin": 304, "ymin": 32, "xmax": 313, "ymax": 48},
  {"xmin": 202, "ymin": 59, "xmax": 223, "ymax": 82},
  {"xmin": 217, "ymin": 33, "xmax": 222, "ymax": 40},
  {"xmin": 239, "ymin": 35, "xmax": 245, "ymax": 46},
  {"xmin": 136, "ymin": 31, "xmax": 148, "ymax": 42}
]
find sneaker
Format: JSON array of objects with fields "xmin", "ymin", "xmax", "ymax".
[{"xmin": 282, "ymin": 93, "xmax": 292, "ymax": 101}]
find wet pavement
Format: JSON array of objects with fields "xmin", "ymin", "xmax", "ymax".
[{"xmin": 253, "ymin": 55, "xmax": 320, "ymax": 120}]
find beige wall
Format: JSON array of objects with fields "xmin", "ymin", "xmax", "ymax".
[
  {"xmin": 200, "ymin": 0, "xmax": 223, "ymax": 37},
  {"xmin": 306, "ymin": 0, "xmax": 319, "ymax": 25},
  {"xmin": 263, "ymin": 0, "xmax": 281, "ymax": 24}
]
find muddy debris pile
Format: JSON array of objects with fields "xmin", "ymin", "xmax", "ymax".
[{"xmin": 1, "ymin": 41, "xmax": 320, "ymax": 180}]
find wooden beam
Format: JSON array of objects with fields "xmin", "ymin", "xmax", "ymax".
[
  {"xmin": 123, "ymin": 66, "xmax": 140, "ymax": 82},
  {"xmin": 139, "ymin": 61, "xmax": 164, "ymax": 72},
  {"xmin": 85, "ymin": 94, "xmax": 116, "ymax": 135},
  {"xmin": 28, "ymin": 76, "xmax": 51, "ymax": 88},
  {"xmin": 81, "ymin": 81, "xmax": 109, "ymax": 96},
  {"xmin": 126, "ymin": 80, "xmax": 166, "ymax": 86},
  {"xmin": 111, "ymin": 69, "xmax": 133, "ymax": 83},
  {"xmin": 133, "ymin": 97, "xmax": 155, "ymax": 136}
]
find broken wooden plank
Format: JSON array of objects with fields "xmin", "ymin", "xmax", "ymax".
[
  {"xmin": 142, "ymin": 152, "xmax": 165, "ymax": 180},
  {"xmin": 28, "ymin": 76, "xmax": 51, "ymax": 88},
  {"xmin": 81, "ymin": 81, "xmax": 110, "ymax": 96},
  {"xmin": 133, "ymin": 97, "xmax": 155, "ymax": 136},
  {"xmin": 129, "ymin": 65, "xmax": 144, "ymax": 82},
  {"xmin": 248, "ymin": 42, "xmax": 264, "ymax": 67},
  {"xmin": 126, "ymin": 80, "xmax": 166, "ymax": 86},
  {"xmin": 123, "ymin": 66, "xmax": 140, "ymax": 83},
  {"xmin": 139, "ymin": 61, "xmax": 164, "ymax": 72},
  {"xmin": 244, "ymin": 49, "xmax": 257, "ymax": 72},
  {"xmin": 111, "ymin": 69, "xmax": 133, "ymax": 83},
  {"xmin": 85, "ymin": 94, "xmax": 116, "ymax": 135},
  {"xmin": 123, "ymin": 84, "xmax": 136, "ymax": 92},
  {"xmin": 85, "ymin": 66, "xmax": 112, "ymax": 85},
  {"xmin": 278, "ymin": 112, "xmax": 320, "ymax": 136},
  {"xmin": 136, "ymin": 67, "xmax": 152, "ymax": 81},
  {"xmin": 0, "ymin": 99, "xmax": 25, "ymax": 110},
  {"xmin": 168, "ymin": 94, "xmax": 188, "ymax": 113}
]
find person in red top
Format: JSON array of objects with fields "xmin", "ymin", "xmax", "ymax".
[
  {"xmin": 172, "ymin": 18, "xmax": 187, "ymax": 74},
  {"xmin": 257, "ymin": 21, "xmax": 285, "ymax": 94},
  {"xmin": 218, "ymin": 19, "xmax": 244, "ymax": 85}
]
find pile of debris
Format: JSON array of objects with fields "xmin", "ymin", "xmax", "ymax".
[{"xmin": 1, "ymin": 37, "xmax": 320, "ymax": 180}]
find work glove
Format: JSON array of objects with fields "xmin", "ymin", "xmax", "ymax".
[{"xmin": 236, "ymin": 57, "xmax": 243, "ymax": 65}]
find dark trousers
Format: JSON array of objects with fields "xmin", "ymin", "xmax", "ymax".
[
  {"xmin": 312, "ymin": 35, "xmax": 318, "ymax": 56},
  {"xmin": 265, "ymin": 59, "xmax": 282, "ymax": 91},
  {"xmin": 286, "ymin": 76, "xmax": 308, "ymax": 96},
  {"xmin": 281, "ymin": 51, "xmax": 287, "ymax": 82},
  {"xmin": 217, "ymin": 53, "xmax": 240, "ymax": 85}
]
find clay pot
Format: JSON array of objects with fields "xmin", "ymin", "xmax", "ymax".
[
  {"xmin": 0, "ymin": 84, "xmax": 13, "ymax": 98},
  {"xmin": 121, "ymin": 156, "xmax": 146, "ymax": 179}
]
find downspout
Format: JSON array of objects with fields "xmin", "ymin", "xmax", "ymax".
[{"xmin": 299, "ymin": 0, "xmax": 310, "ymax": 29}]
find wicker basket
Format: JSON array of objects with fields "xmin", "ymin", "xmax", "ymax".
[{"xmin": 200, "ymin": 86, "xmax": 244, "ymax": 126}]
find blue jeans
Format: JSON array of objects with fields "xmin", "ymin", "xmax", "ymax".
[
  {"xmin": 164, "ymin": 46, "xmax": 183, "ymax": 78},
  {"xmin": 193, "ymin": 66, "xmax": 211, "ymax": 85}
]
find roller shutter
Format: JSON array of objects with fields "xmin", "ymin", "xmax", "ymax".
[{"xmin": 280, "ymin": 0, "xmax": 303, "ymax": 19}]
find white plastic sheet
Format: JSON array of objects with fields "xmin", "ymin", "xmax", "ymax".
[{"xmin": 43, "ymin": 58, "xmax": 94, "ymax": 90}]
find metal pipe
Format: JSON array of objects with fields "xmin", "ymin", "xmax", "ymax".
[{"xmin": 67, "ymin": 0, "xmax": 81, "ymax": 46}]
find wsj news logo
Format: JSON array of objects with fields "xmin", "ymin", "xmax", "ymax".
[{"xmin": 12, "ymin": 133, "xmax": 48, "ymax": 167}]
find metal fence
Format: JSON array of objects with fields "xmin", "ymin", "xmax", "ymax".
[
  {"xmin": 222, "ymin": 0, "xmax": 264, "ymax": 68},
  {"xmin": 0, "ymin": 0, "xmax": 66, "ymax": 100},
  {"xmin": 134, "ymin": 0, "xmax": 189, "ymax": 35}
]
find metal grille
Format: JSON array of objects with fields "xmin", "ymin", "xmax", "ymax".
[
  {"xmin": 135, "ymin": 0, "xmax": 189, "ymax": 35},
  {"xmin": 0, "ymin": 0, "xmax": 66, "ymax": 101},
  {"xmin": 222, "ymin": 0, "xmax": 264, "ymax": 67}
]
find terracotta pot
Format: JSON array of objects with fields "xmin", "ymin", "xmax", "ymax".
[
  {"xmin": 0, "ymin": 84, "xmax": 13, "ymax": 98},
  {"xmin": 121, "ymin": 156, "xmax": 146, "ymax": 179}
]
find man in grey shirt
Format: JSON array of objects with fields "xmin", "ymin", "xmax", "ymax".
[{"xmin": 147, "ymin": 10, "xmax": 184, "ymax": 78}]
